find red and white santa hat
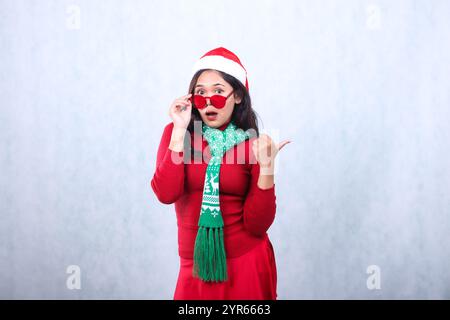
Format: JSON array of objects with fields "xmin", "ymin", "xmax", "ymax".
[{"xmin": 191, "ymin": 47, "xmax": 249, "ymax": 91}]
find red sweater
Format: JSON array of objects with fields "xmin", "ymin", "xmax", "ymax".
[{"xmin": 150, "ymin": 121, "xmax": 277, "ymax": 259}]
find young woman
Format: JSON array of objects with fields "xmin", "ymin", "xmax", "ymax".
[{"xmin": 151, "ymin": 47, "xmax": 290, "ymax": 300}]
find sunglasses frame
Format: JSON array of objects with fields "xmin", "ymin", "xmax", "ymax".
[{"xmin": 189, "ymin": 90, "xmax": 234, "ymax": 110}]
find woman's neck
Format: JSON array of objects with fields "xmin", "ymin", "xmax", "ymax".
[{"xmin": 217, "ymin": 118, "xmax": 232, "ymax": 131}]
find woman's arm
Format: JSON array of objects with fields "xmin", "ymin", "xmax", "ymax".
[
  {"xmin": 243, "ymin": 162, "xmax": 277, "ymax": 237},
  {"xmin": 257, "ymin": 162, "xmax": 275, "ymax": 189},
  {"xmin": 243, "ymin": 133, "xmax": 290, "ymax": 236},
  {"xmin": 150, "ymin": 122, "xmax": 186, "ymax": 204}
]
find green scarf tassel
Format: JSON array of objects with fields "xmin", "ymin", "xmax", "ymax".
[
  {"xmin": 193, "ymin": 226, "xmax": 227, "ymax": 282},
  {"xmin": 192, "ymin": 121, "xmax": 252, "ymax": 282}
]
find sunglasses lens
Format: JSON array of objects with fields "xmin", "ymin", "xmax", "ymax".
[
  {"xmin": 192, "ymin": 95, "xmax": 207, "ymax": 109},
  {"xmin": 210, "ymin": 95, "xmax": 227, "ymax": 109}
]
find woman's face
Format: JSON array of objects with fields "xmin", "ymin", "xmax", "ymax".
[{"xmin": 194, "ymin": 70, "xmax": 241, "ymax": 128}]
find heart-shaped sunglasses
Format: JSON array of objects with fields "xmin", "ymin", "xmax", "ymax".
[{"xmin": 188, "ymin": 91, "xmax": 234, "ymax": 109}]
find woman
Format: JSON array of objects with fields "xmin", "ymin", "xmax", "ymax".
[{"xmin": 151, "ymin": 47, "xmax": 290, "ymax": 300}]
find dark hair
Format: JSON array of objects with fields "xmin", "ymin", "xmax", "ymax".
[{"xmin": 186, "ymin": 69, "xmax": 260, "ymax": 136}]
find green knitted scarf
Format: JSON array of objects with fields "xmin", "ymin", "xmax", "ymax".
[{"xmin": 193, "ymin": 120, "xmax": 252, "ymax": 282}]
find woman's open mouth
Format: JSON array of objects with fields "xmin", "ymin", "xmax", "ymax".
[{"xmin": 205, "ymin": 111, "xmax": 218, "ymax": 121}]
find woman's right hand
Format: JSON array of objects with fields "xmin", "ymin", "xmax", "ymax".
[{"xmin": 169, "ymin": 93, "xmax": 192, "ymax": 129}]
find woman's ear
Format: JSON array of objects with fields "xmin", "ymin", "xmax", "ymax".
[{"xmin": 234, "ymin": 93, "xmax": 242, "ymax": 105}]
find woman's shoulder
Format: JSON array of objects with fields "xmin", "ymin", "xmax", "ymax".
[
  {"xmin": 159, "ymin": 122, "xmax": 175, "ymax": 139},
  {"xmin": 231, "ymin": 135, "xmax": 258, "ymax": 166},
  {"xmin": 163, "ymin": 121, "xmax": 174, "ymax": 132}
]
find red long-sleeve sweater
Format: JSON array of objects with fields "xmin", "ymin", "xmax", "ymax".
[{"xmin": 150, "ymin": 121, "xmax": 277, "ymax": 259}]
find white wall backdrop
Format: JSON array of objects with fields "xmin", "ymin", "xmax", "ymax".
[{"xmin": 1, "ymin": 0, "xmax": 450, "ymax": 299}]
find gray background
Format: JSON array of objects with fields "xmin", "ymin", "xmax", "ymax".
[{"xmin": 1, "ymin": 0, "xmax": 450, "ymax": 299}]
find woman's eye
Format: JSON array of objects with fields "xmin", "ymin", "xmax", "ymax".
[{"xmin": 195, "ymin": 90, "xmax": 223, "ymax": 95}]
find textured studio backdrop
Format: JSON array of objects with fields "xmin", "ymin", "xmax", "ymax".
[{"xmin": 1, "ymin": 0, "xmax": 450, "ymax": 299}]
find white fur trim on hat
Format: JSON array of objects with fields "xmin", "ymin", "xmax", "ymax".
[{"xmin": 191, "ymin": 55, "xmax": 247, "ymax": 87}]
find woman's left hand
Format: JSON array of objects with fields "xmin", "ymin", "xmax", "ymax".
[{"xmin": 252, "ymin": 134, "xmax": 291, "ymax": 173}]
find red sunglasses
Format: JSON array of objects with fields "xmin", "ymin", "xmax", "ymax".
[{"xmin": 189, "ymin": 91, "xmax": 234, "ymax": 109}]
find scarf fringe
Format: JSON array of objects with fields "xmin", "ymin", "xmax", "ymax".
[{"xmin": 193, "ymin": 226, "xmax": 227, "ymax": 282}]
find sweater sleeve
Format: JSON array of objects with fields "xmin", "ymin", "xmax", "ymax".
[
  {"xmin": 150, "ymin": 122, "xmax": 185, "ymax": 204},
  {"xmin": 243, "ymin": 160, "xmax": 277, "ymax": 237}
]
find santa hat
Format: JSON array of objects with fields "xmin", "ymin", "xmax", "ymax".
[{"xmin": 191, "ymin": 47, "xmax": 249, "ymax": 91}]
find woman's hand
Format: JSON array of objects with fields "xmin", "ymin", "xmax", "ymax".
[
  {"xmin": 168, "ymin": 94, "xmax": 193, "ymax": 152},
  {"xmin": 168, "ymin": 93, "xmax": 192, "ymax": 129},
  {"xmin": 252, "ymin": 134, "xmax": 291, "ymax": 175}
]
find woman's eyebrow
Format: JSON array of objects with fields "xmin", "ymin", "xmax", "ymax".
[{"xmin": 195, "ymin": 83, "xmax": 225, "ymax": 88}]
